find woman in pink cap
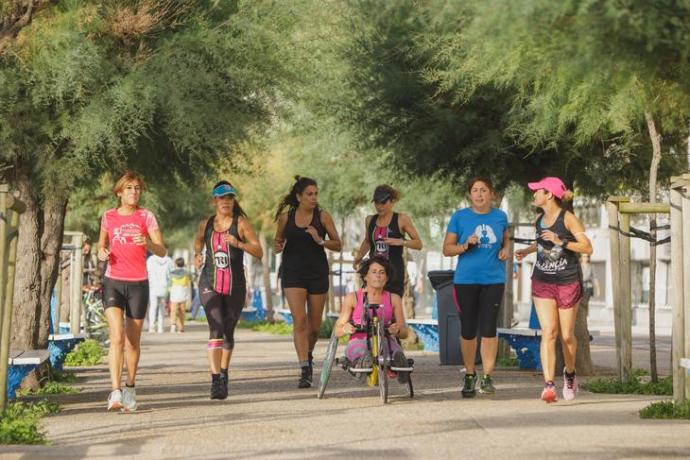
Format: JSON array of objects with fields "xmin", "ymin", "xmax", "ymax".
[{"xmin": 515, "ymin": 177, "xmax": 592, "ymax": 403}]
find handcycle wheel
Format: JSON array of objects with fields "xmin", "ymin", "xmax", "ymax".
[
  {"xmin": 407, "ymin": 374, "xmax": 414, "ymax": 398},
  {"xmin": 378, "ymin": 320, "xmax": 389, "ymax": 404},
  {"xmin": 317, "ymin": 330, "xmax": 339, "ymax": 399}
]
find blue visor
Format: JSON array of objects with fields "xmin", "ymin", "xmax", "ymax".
[{"xmin": 212, "ymin": 184, "xmax": 238, "ymax": 198}]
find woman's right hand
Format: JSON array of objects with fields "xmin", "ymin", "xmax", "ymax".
[
  {"xmin": 97, "ymin": 247, "xmax": 110, "ymax": 262},
  {"xmin": 194, "ymin": 253, "xmax": 203, "ymax": 269},
  {"xmin": 466, "ymin": 235, "xmax": 479, "ymax": 246},
  {"xmin": 342, "ymin": 322, "xmax": 355, "ymax": 335},
  {"xmin": 274, "ymin": 239, "xmax": 285, "ymax": 254},
  {"xmin": 515, "ymin": 249, "xmax": 527, "ymax": 261}
]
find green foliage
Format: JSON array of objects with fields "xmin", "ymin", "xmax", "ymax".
[
  {"xmin": 0, "ymin": 401, "xmax": 60, "ymax": 445},
  {"xmin": 17, "ymin": 381, "xmax": 79, "ymax": 397},
  {"xmin": 64, "ymin": 339, "xmax": 103, "ymax": 367},
  {"xmin": 496, "ymin": 356, "xmax": 519, "ymax": 368},
  {"xmin": 583, "ymin": 376, "xmax": 672, "ymax": 395},
  {"xmin": 640, "ymin": 400, "xmax": 690, "ymax": 419},
  {"xmin": 319, "ymin": 318, "xmax": 335, "ymax": 339},
  {"xmin": 236, "ymin": 320, "xmax": 293, "ymax": 336}
]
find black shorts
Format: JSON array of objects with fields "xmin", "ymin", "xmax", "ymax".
[
  {"xmin": 281, "ymin": 273, "xmax": 329, "ymax": 295},
  {"xmin": 103, "ymin": 277, "xmax": 149, "ymax": 319},
  {"xmin": 453, "ymin": 283, "xmax": 504, "ymax": 339}
]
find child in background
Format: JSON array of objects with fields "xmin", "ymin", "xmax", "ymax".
[{"xmin": 169, "ymin": 258, "xmax": 192, "ymax": 332}]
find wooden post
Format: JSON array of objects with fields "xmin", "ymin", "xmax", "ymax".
[
  {"xmin": 498, "ymin": 224, "xmax": 515, "ymax": 359},
  {"xmin": 607, "ymin": 197, "xmax": 631, "ymax": 381},
  {"xmin": 681, "ymin": 184, "xmax": 690, "ymax": 399},
  {"xmin": 619, "ymin": 210, "xmax": 633, "ymax": 381},
  {"xmin": 670, "ymin": 184, "xmax": 686, "ymax": 402},
  {"xmin": 69, "ymin": 233, "xmax": 84, "ymax": 334}
]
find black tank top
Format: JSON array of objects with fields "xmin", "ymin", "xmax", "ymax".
[
  {"xmin": 199, "ymin": 215, "xmax": 245, "ymax": 292},
  {"xmin": 532, "ymin": 210, "xmax": 581, "ymax": 284},
  {"xmin": 282, "ymin": 209, "xmax": 328, "ymax": 278},
  {"xmin": 367, "ymin": 212, "xmax": 404, "ymax": 283}
]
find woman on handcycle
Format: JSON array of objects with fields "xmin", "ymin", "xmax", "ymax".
[{"xmin": 334, "ymin": 256, "xmax": 409, "ymax": 382}]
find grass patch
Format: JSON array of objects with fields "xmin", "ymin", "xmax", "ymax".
[
  {"xmin": 496, "ymin": 356, "xmax": 519, "ymax": 367},
  {"xmin": 237, "ymin": 320, "xmax": 293, "ymax": 336},
  {"xmin": 583, "ymin": 376, "xmax": 672, "ymax": 395},
  {"xmin": 64, "ymin": 339, "xmax": 103, "ymax": 367},
  {"xmin": 640, "ymin": 400, "xmax": 690, "ymax": 419},
  {"xmin": 17, "ymin": 381, "xmax": 79, "ymax": 397},
  {"xmin": 0, "ymin": 401, "xmax": 60, "ymax": 445}
]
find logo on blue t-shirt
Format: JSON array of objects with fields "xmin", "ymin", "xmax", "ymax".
[{"xmin": 474, "ymin": 224, "xmax": 497, "ymax": 247}]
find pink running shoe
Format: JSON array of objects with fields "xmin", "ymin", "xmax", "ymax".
[
  {"xmin": 541, "ymin": 382, "xmax": 557, "ymax": 403},
  {"xmin": 563, "ymin": 369, "xmax": 578, "ymax": 401}
]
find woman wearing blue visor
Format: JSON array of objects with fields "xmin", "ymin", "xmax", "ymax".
[{"xmin": 193, "ymin": 181, "xmax": 263, "ymax": 400}]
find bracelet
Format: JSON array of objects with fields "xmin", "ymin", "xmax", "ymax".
[{"xmin": 317, "ymin": 239, "xmax": 326, "ymax": 247}]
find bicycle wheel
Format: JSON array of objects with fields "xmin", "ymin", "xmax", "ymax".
[
  {"xmin": 317, "ymin": 331, "xmax": 339, "ymax": 399},
  {"xmin": 378, "ymin": 321, "xmax": 389, "ymax": 404}
]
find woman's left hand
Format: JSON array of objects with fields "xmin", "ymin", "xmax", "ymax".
[
  {"xmin": 305, "ymin": 226, "xmax": 321, "ymax": 242},
  {"xmin": 388, "ymin": 323, "xmax": 401, "ymax": 336},
  {"xmin": 132, "ymin": 233, "xmax": 147, "ymax": 246},
  {"xmin": 540, "ymin": 230, "xmax": 563, "ymax": 246},
  {"xmin": 498, "ymin": 248, "xmax": 507, "ymax": 261},
  {"xmin": 383, "ymin": 238, "xmax": 404, "ymax": 247},
  {"xmin": 224, "ymin": 234, "xmax": 240, "ymax": 248}
]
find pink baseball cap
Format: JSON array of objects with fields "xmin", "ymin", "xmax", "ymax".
[{"xmin": 528, "ymin": 177, "xmax": 567, "ymax": 199}]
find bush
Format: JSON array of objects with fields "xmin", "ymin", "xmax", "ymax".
[
  {"xmin": 583, "ymin": 376, "xmax": 672, "ymax": 396},
  {"xmin": 64, "ymin": 339, "xmax": 103, "ymax": 367},
  {"xmin": 0, "ymin": 401, "xmax": 60, "ymax": 445},
  {"xmin": 640, "ymin": 400, "xmax": 690, "ymax": 419},
  {"xmin": 319, "ymin": 318, "xmax": 335, "ymax": 339}
]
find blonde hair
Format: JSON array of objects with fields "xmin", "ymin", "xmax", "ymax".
[{"xmin": 113, "ymin": 170, "xmax": 146, "ymax": 200}]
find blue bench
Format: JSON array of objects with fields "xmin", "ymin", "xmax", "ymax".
[
  {"xmin": 6, "ymin": 350, "xmax": 50, "ymax": 400},
  {"xmin": 48, "ymin": 333, "xmax": 86, "ymax": 371},
  {"xmin": 273, "ymin": 307, "xmax": 293, "ymax": 325},
  {"xmin": 497, "ymin": 327, "xmax": 542, "ymax": 371},
  {"xmin": 240, "ymin": 290, "xmax": 266, "ymax": 322},
  {"xmin": 407, "ymin": 319, "xmax": 439, "ymax": 352}
]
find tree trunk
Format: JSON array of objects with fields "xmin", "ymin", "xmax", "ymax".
[
  {"xmin": 38, "ymin": 194, "xmax": 68, "ymax": 346},
  {"xmin": 645, "ymin": 111, "xmax": 662, "ymax": 383},
  {"xmin": 259, "ymin": 233, "xmax": 274, "ymax": 323}
]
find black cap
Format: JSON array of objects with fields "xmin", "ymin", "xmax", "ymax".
[{"xmin": 372, "ymin": 188, "xmax": 392, "ymax": 203}]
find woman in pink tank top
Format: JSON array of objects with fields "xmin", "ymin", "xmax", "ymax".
[
  {"xmin": 334, "ymin": 257, "xmax": 409, "ymax": 381},
  {"xmin": 97, "ymin": 171, "xmax": 167, "ymax": 413}
]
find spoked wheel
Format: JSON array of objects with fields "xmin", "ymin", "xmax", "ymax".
[
  {"xmin": 378, "ymin": 321, "xmax": 389, "ymax": 404},
  {"xmin": 317, "ymin": 331, "xmax": 339, "ymax": 399}
]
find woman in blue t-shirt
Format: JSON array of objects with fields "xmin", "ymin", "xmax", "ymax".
[{"xmin": 443, "ymin": 177, "xmax": 509, "ymax": 398}]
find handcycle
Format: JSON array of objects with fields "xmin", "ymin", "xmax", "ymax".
[
  {"xmin": 83, "ymin": 285, "xmax": 108, "ymax": 343},
  {"xmin": 318, "ymin": 301, "xmax": 414, "ymax": 404}
]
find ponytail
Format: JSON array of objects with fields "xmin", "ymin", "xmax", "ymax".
[{"xmin": 274, "ymin": 176, "xmax": 319, "ymax": 221}]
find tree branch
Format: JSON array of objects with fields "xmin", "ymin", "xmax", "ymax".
[{"xmin": 0, "ymin": 0, "xmax": 60, "ymax": 54}]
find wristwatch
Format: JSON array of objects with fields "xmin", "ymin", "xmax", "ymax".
[{"xmin": 561, "ymin": 240, "xmax": 569, "ymax": 249}]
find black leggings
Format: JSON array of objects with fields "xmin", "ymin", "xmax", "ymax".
[
  {"xmin": 453, "ymin": 284, "xmax": 504, "ymax": 340},
  {"xmin": 200, "ymin": 284, "xmax": 246, "ymax": 350}
]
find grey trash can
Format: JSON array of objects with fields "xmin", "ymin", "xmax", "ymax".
[{"xmin": 428, "ymin": 270, "xmax": 480, "ymax": 365}]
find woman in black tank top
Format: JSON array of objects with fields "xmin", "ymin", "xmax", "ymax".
[
  {"xmin": 515, "ymin": 177, "xmax": 593, "ymax": 403},
  {"xmin": 274, "ymin": 176, "xmax": 342, "ymax": 389},
  {"xmin": 354, "ymin": 185, "xmax": 423, "ymax": 297}
]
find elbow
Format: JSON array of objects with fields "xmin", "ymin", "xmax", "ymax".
[
  {"xmin": 442, "ymin": 246, "xmax": 452, "ymax": 257},
  {"xmin": 333, "ymin": 241, "xmax": 343, "ymax": 252}
]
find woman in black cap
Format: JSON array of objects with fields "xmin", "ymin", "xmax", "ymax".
[{"xmin": 353, "ymin": 185, "xmax": 423, "ymax": 297}]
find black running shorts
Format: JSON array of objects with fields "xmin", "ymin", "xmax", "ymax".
[{"xmin": 103, "ymin": 277, "xmax": 149, "ymax": 319}]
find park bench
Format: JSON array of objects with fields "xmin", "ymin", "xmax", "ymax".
[
  {"xmin": 273, "ymin": 307, "xmax": 293, "ymax": 325},
  {"xmin": 497, "ymin": 327, "xmax": 542, "ymax": 370},
  {"xmin": 407, "ymin": 319, "xmax": 439, "ymax": 352},
  {"xmin": 6, "ymin": 349, "xmax": 50, "ymax": 400},
  {"xmin": 240, "ymin": 290, "xmax": 266, "ymax": 322},
  {"xmin": 48, "ymin": 333, "xmax": 86, "ymax": 371}
]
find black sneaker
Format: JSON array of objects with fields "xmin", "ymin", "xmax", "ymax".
[
  {"xmin": 462, "ymin": 373, "xmax": 477, "ymax": 398},
  {"xmin": 220, "ymin": 371, "xmax": 229, "ymax": 400},
  {"xmin": 210, "ymin": 375, "xmax": 225, "ymax": 400},
  {"xmin": 355, "ymin": 353, "xmax": 373, "ymax": 384},
  {"xmin": 298, "ymin": 366, "xmax": 312, "ymax": 388}
]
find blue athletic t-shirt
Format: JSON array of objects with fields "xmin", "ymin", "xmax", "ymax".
[{"xmin": 446, "ymin": 207, "xmax": 509, "ymax": 284}]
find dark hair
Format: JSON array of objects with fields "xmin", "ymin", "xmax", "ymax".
[
  {"xmin": 466, "ymin": 176, "xmax": 496, "ymax": 195},
  {"xmin": 373, "ymin": 184, "xmax": 401, "ymax": 202},
  {"xmin": 274, "ymin": 176, "xmax": 319, "ymax": 221},
  {"xmin": 357, "ymin": 256, "xmax": 393, "ymax": 285},
  {"xmin": 175, "ymin": 257, "xmax": 185, "ymax": 267},
  {"xmin": 212, "ymin": 180, "xmax": 247, "ymax": 218},
  {"xmin": 553, "ymin": 189, "xmax": 574, "ymax": 212}
]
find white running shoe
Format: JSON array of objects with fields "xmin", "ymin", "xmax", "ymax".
[
  {"xmin": 170, "ymin": 325, "xmax": 176, "ymax": 333},
  {"xmin": 122, "ymin": 386, "xmax": 137, "ymax": 413},
  {"xmin": 107, "ymin": 389, "xmax": 122, "ymax": 411}
]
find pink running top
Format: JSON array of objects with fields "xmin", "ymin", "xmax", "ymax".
[
  {"xmin": 101, "ymin": 208, "xmax": 159, "ymax": 281},
  {"xmin": 350, "ymin": 288, "xmax": 395, "ymax": 341}
]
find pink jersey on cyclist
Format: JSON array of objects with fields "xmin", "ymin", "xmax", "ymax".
[
  {"xmin": 101, "ymin": 208, "xmax": 159, "ymax": 281},
  {"xmin": 350, "ymin": 288, "xmax": 395, "ymax": 341}
]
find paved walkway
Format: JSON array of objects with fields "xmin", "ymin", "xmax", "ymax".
[{"xmin": 2, "ymin": 323, "xmax": 689, "ymax": 459}]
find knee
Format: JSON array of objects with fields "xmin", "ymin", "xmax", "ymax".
[
  {"xmin": 293, "ymin": 316, "xmax": 308, "ymax": 334},
  {"xmin": 541, "ymin": 327, "xmax": 559, "ymax": 343},
  {"xmin": 560, "ymin": 330, "xmax": 577, "ymax": 346},
  {"xmin": 110, "ymin": 332, "xmax": 125, "ymax": 349}
]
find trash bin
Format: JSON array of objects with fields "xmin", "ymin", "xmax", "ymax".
[{"xmin": 428, "ymin": 270, "xmax": 481, "ymax": 365}]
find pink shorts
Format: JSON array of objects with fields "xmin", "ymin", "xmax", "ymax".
[{"xmin": 531, "ymin": 279, "xmax": 581, "ymax": 309}]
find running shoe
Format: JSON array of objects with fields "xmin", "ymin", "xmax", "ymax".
[
  {"xmin": 298, "ymin": 365, "xmax": 312, "ymax": 388},
  {"xmin": 541, "ymin": 381, "xmax": 557, "ymax": 403},
  {"xmin": 220, "ymin": 370, "xmax": 229, "ymax": 400},
  {"xmin": 461, "ymin": 373, "xmax": 477, "ymax": 398},
  {"xmin": 355, "ymin": 353, "xmax": 373, "ymax": 384},
  {"xmin": 121, "ymin": 386, "xmax": 137, "ymax": 412},
  {"xmin": 210, "ymin": 375, "xmax": 225, "ymax": 399},
  {"xmin": 391, "ymin": 350, "xmax": 409, "ymax": 384},
  {"xmin": 562, "ymin": 368, "xmax": 578, "ymax": 401},
  {"xmin": 107, "ymin": 389, "xmax": 122, "ymax": 411},
  {"xmin": 479, "ymin": 374, "xmax": 496, "ymax": 395}
]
